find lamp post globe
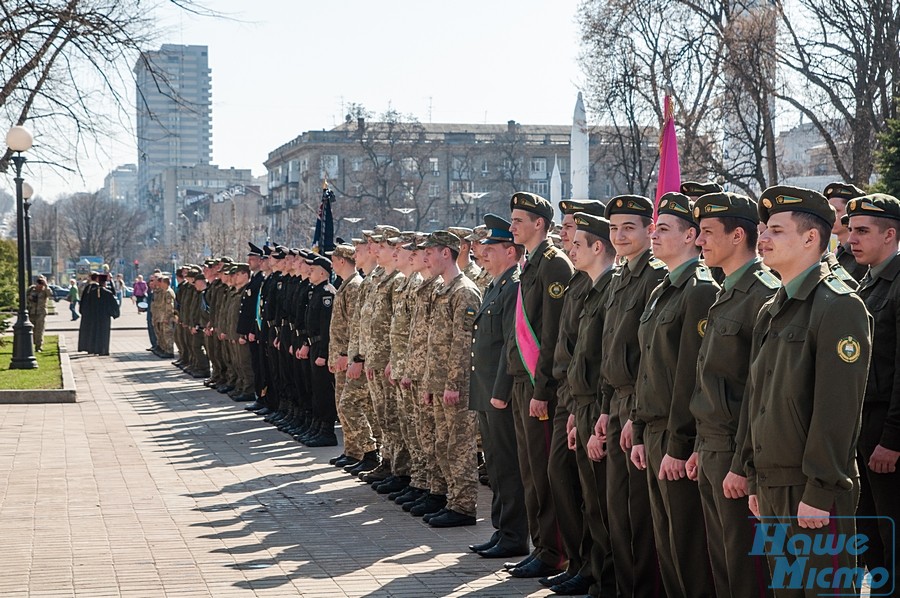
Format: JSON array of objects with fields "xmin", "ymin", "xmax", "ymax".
[{"xmin": 7, "ymin": 124, "xmax": 37, "ymax": 369}]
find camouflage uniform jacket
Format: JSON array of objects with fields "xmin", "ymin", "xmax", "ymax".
[
  {"xmin": 390, "ymin": 272, "xmax": 423, "ymax": 379},
  {"xmin": 405, "ymin": 275, "xmax": 442, "ymax": 382},
  {"xmin": 153, "ymin": 287, "xmax": 176, "ymax": 325},
  {"xmin": 362, "ymin": 269, "xmax": 403, "ymax": 370},
  {"xmin": 348, "ymin": 266, "xmax": 383, "ymax": 361},
  {"xmin": 423, "ymin": 272, "xmax": 482, "ymax": 396},
  {"xmin": 328, "ymin": 271, "xmax": 362, "ymax": 369},
  {"xmin": 472, "ymin": 267, "xmax": 493, "ymax": 294}
]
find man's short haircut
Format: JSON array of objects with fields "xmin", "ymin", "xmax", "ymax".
[
  {"xmin": 639, "ymin": 215, "xmax": 654, "ymax": 228},
  {"xmin": 873, "ymin": 218, "xmax": 900, "ymax": 236},
  {"xmin": 582, "ymin": 232, "xmax": 617, "ymax": 259},
  {"xmin": 498, "ymin": 241, "xmax": 526, "ymax": 260},
  {"xmin": 791, "ymin": 212, "xmax": 831, "ymax": 252},
  {"xmin": 717, "ymin": 216, "xmax": 759, "ymax": 250},
  {"xmin": 523, "ymin": 210, "xmax": 552, "ymax": 234},
  {"xmin": 160, "ymin": 275, "xmax": 171, "ymax": 285},
  {"xmin": 447, "ymin": 247, "xmax": 460, "ymax": 262}
]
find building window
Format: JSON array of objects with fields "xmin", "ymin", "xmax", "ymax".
[
  {"xmin": 320, "ymin": 154, "xmax": 339, "ymax": 179},
  {"xmin": 481, "ymin": 159, "xmax": 489, "ymax": 174},
  {"xmin": 401, "ymin": 157, "xmax": 418, "ymax": 174},
  {"xmin": 429, "ymin": 157, "xmax": 440, "ymax": 175},
  {"xmin": 558, "ymin": 158, "xmax": 567, "ymax": 174},
  {"xmin": 428, "ymin": 183, "xmax": 441, "ymax": 198},
  {"xmin": 529, "ymin": 157, "xmax": 547, "ymax": 179},
  {"xmin": 451, "ymin": 157, "xmax": 470, "ymax": 180},
  {"xmin": 529, "ymin": 181, "xmax": 549, "ymax": 196},
  {"xmin": 351, "ymin": 157, "xmax": 363, "ymax": 172}
]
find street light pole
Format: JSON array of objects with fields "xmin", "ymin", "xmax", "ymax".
[
  {"xmin": 6, "ymin": 125, "xmax": 37, "ymax": 369},
  {"xmin": 23, "ymin": 182, "xmax": 34, "ymax": 285}
]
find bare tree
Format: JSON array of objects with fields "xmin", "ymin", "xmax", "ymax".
[{"xmin": 56, "ymin": 192, "xmax": 144, "ymax": 262}]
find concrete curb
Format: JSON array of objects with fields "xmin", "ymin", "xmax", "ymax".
[{"xmin": 0, "ymin": 334, "xmax": 77, "ymax": 404}]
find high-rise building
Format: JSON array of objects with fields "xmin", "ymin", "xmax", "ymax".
[
  {"xmin": 134, "ymin": 44, "xmax": 212, "ymax": 208},
  {"xmin": 101, "ymin": 164, "xmax": 138, "ymax": 205}
]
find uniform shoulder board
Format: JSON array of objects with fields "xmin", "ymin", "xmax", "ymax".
[
  {"xmin": 543, "ymin": 246, "xmax": 558, "ymax": 260},
  {"xmin": 695, "ymin": 264, "xmax": 714, "ymax": 283},
  {"xmin": 831, "ymin": 264, "xmax": 855, "ymax": 283},
  {"xmin": 824, "ymin": 275, "xmax": 854, "ymax": 295},
  {"xmin": 649, "ymin": 257, "xmax": 666, "ymax": 270},
  {"xmin": 325, "ymin": 283, "xmax": 337, "ymax": 294},
  {"xmin": 753, "ymin": 269, "xmax": 780, "ymax": 290}
]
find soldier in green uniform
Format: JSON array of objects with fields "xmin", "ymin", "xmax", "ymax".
[
  {"xmin": 825, "ymin": 182, "xmax": 868, "ymax": 282},
  {"xmin": 844, "ymin": 194, "xmax": 900, "ymax": 595},
  {"xmin": 26, "ymin": 276, "xmax": 54, "ymax": 352},
  {"xmin": 631, "ymin": 192, "xmax": 717, "ymax": 597},
  {"xmin": 566, "ymin": 212, "xmax": 618, "ymax": 598},
  {"xmin": 690, "ymin": 192, "xmax": 776, "ymax": 597},
  {"xmin": 544, "ymin": 199, "xmax": 606, "ymax": 595},
  {"xmin": 505, "ymin": 192, "xmax": 573, "ymax": 579},
  {"xmin": 599, "ymin": 194, "xmax": 666, "ymax": 597},
  {"xmin": 743, "ymin": 185, "xmax": 871, "ymax": 596}
]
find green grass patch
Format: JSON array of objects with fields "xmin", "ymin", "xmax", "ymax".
[{"xmin": 0, "ymin": 335, "xmax": 63, "ymax": 389}]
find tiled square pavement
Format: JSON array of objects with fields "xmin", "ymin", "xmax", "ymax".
[{"xmin": 0, "ymin": 311, "xmax": 555, "ymax": 597}]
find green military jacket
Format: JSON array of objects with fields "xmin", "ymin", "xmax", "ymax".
[
  {"xmin": 505, "ymin": 239, "xmax": 574, "ymax": 402},
  {"xmin": 405, "ymin": 275, "xmax": 442, "ymax": 382},
  {"xmin": 423, "ymin": 272, "xmax": 482, "ymax": 397},
  {"xmin": 328, "ymin": 271, "xmax": 361, "ymax": 369},
  {"xmin": 690, "ymin": 260, "xmax": 779, "ymax": 456},
  {"xmin": 552, "ymin": 270, "xmax": 593, "ymax": 414},
  {"xmin": 823, "ymin": 251, "xmax": 859, "ymax": 290},
  {"xmin": 742, "ymin": 262, "xmax": 872, "ymax": 510},
  {"xmin": 600, "ymin": 249, "xmax": 667, "ymax": 409},
  {"xmin": 567, "ymin": 268, "xmax": 615, "ymax": 406},
  {"xmin": 857, "ymin": 252, "xmax": 900, "ymax": 451},
  {"xmin": 634, "ymin": 258, "xmax": 719, "ymax": 457}
]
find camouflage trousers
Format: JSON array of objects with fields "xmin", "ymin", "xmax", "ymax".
[
  {"xmin": 411, "ymin": 381, "xmax": 444, "ymax": 493},
  {"xmin": 433, "ymin": 390, "xmax": 478, "ymax": 516},
  {"xmin": 366, "ymin": 370, "xmax": 394, "ymax": 465},
  {"xmin": 154, "ymin": 320, "xmax": 174, "ymax": 353},
  {"xmin": 31, "ymin": 314, "xmax": 46, "ymax": 349},
  {"xmin": 395, "ymin": 381, "xmax": 425, "ymax": 482},
  {"xmin": 336, "ymin": 370, "xmax": 376, "ymax": 459}
]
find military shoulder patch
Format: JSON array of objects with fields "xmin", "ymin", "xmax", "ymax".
[
  {"xmin": 697, "ymin": 318, "xmax": 708, "ymax": 337},
  {"xmin": 824, "ymin": 276, "xmax": 854, "ymax": 295},
  {"xmin": 548, "ymin": 282, "xmax": 565, "ymax": 299},
  {"xmin": 465, "ymin": 306, "xmax": 476, "ymax": 316},
  {"xmin": 837, "ymin": 336, "xmax": 861, "ymax": 363},
  {"xmin": 695, "ymin": 265, "xmax": 714, "ymax": 283},
  {"xmin": 649, "ymin": 258, "xmax": 666, "ymax": 270},
  {"xmin": 543, "ymin": 246, "xmax": 558, "ymax": 260},
  {"xmin": 753, "ymin": 269, "xmax": 781, "ymax": 290}
]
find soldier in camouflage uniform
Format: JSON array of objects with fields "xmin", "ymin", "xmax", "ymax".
[
  {"xmin": 449, "ymin": 226, "xmax": 483, "ymax": 283},
  {"xmin": 379, "ymin": 232, "xmax": 424, "ymax": 497},
  {"xmin": 468, "ymin": 226, "xmax": 493, "ymax": 294},
  {"xmin": 400, "ymin": 235, "xmax": 446, "ymax": 515},
  {"xmin": 152, "ymin": 275, "xmax": 176, "ymax": 357},
  {"xmin": 420, "ymin": 231, "xmax": 482, "ymax": 527},
  {"xmin": 328, "ymin": 243, "xmax": 376, "ymax": 470}
]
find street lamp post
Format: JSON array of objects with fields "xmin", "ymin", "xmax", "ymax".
[
  {"xmin": 23, "ymin": 182, "xmax": 34, "ymax": 285},
  {"xmin": 6, "ymin": 125, "xmax": 37, "ymax": 369}
]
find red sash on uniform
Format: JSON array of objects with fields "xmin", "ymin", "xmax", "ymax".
[{"xmin": 515, "ymin": 286, "xmax": 540, "ymax": 385}]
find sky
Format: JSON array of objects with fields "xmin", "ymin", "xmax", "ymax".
[{"xmin": 24, "ymin": 0, "xmax": 586, "ymax": 199}]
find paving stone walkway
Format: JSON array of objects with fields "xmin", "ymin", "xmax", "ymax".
[{"xmin": 0, "ymin": 311, "xmax": 552, "ymax": 597}]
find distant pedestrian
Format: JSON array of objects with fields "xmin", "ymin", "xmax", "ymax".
[
  {"xmin": 67, "ymin": 279, "xmax": 79, "ymax": 321},
  {"xmin": 133, "ymin": 275, "xmax": 148, "ymax": 313},
  {"xmin": 113, "ymin": 273, "xmax": 126, "ymax": 305},
  {"xmin": 26, "ymin": 276, "xmax": 54, "ymax": 352}
]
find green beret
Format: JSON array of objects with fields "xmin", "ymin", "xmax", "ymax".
[
  {"xmin": 233, "ymin": 263, "xmax": 251, "ymax": 275},
  {"xmin": 657, "ymin": 192, "xmax": 697, "ymax": 229},
  {"xmin": 219, "ymin": 256, "xmax": 234, "ymax": 264},
  {"xmin": 680, "ymin": 181, "xmax": 723, "ymax": 197},
  {"xmin": 573, "ymin": 212, "xmax": 611, "ymax": 241},
  {"xmin": 693, "ymin": 192, "xmax": 759, "ymax": 224},
  {"xmin": 758, "ymin": 185, "xmax": 834, "ymax": 227},
  {"xmin": 418, "ymin": 230, "xmax": 461, "ymax": 252},
  {"xmin": 559, "ymin": 199, "xmax": 606, "ymax": 217},
  {"xmin": 843, "ymin": 193, "xmax": 900, "ymax": 224},
  {"xmin": 605, "ymin": 195, "xmax": 654, "ymax": 219},
  {"xmin": 510, "ymin": 191, "xmax": 554, "ymax": 222},
  {"xmin": 824, "ymin": 182, "xmax": 865, "ymax": 201}
]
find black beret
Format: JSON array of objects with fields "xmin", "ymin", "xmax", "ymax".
[
  {"xmin": 573, "ymin": 212, "xmax": 611, "ymax": 241},
  {"xmin": 559, "ymin": 199, "xmax": 606, "ymax": 217},
  {"xmin": 481, "ymin": 213, "xmax": 515, "ymax": 245},
  {"xmin": 510, "ymin": 191, "xmax": 554, "ymax": 222},
  {"xmin": 823, "ymin": 182, "xmax": 865, "ymax": 201},
  {"xmin": 605, "ymin": 195, "xmax": 654, "ymax": 219},
  {"xmin": 843, "ymin": 193, "xmax": 900, "ymax": 224},
  {"xmin": 657, "ymin": 192, "xmax": 697, "ymax": 229},
  {"xmin": 758, "ymin": 185, "xmax": 834, "ymax": 227},
  {"xmin": 693, "ymin": 192, "xmax": 759, "ymax": 224},
  {"xmin": 681, "ymin": 181, "xmax": 723, "ymax": 197}
]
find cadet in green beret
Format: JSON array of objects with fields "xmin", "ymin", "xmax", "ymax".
[
  {"xmin": 506, "ymin": 191, "xmax": 574, "ymax": 578},
  {"xmin": 681, "ymin": 181, "xmax": 724, "ymax": 199},
  {"xmin": 599, "ymin": 193, "xmax": 666, "ymax": 596},
  {"xmin": 825, "ymin": 182, "xmax": 868, "ymax": 282},
  {"xmin": 690, "ymin": 192, "xmax": 776, "ymax": 597},
  {"xmin": 631, "ymin": 191, "xmax": 717, "ymax": 597},
  {"xmin": 743, "ymin": 185, "xmax": 871, "ymax": 589},
  {"xmin": 546, "ymin": 199, "xmax": 607, "ymax": 593},
  {"xmin": 565, "ymin": 211, "xmax": 618, "ymax": 598},
  {"xmin": 845, "ymin": 193, "xmax": 900, "ymax": 586}
]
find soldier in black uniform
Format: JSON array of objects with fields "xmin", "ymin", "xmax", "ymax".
[
  {"xmin": 302, "ymin": 254, "xmax": 337, "ymax": 447},
  {"xmin": 240, "ymin": 243, "xmax": 266, "ymax": 409},
  {"xmin": 845, "ymin": 194, "xmax": 900, "ymax": 596}
]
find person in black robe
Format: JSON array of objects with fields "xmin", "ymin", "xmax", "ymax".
[{"xmin": 78, "ymin": 273, "xmax": 120, "ymax": 355}]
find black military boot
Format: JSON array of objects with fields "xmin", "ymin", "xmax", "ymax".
[
  {"xmin": 377, "ymin": 475, "xmax": 410, "ymax": 495},
  {"xmin": 305, "ymin": 422, "xmax": 337, "ymax": 447},
  {"xmin": 345, "ymin": 450, "xmax": 379, "ymax": 475},
  {"xmin": 410, "ymin": 493, "xmax": 447, "ymax": 517},
  {"xmin": 359, "ymin": 460, "xmax": 392, "ymax": 484},
  {"xmin": 297, "ymin": 420, "xmax": 322, "ymax": 444}
]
